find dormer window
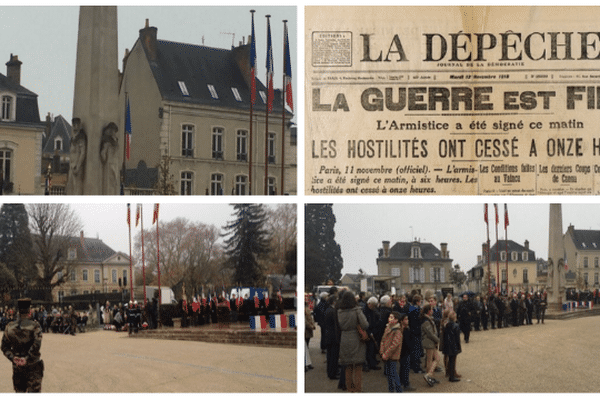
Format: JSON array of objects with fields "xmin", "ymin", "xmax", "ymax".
[
  {"xmin": 68, "ymin": 247, "xmax": 77, "ymax": 260},
  {"xmin": 259, "ymin": 91, "xmax": 267, "ymax": 104},
  {"xmin": 411, "ymin": 245, "xmax": 421, "ymax": 259},
  {"xmin": 522, "ymin": 251, "xmax": 529, "ymax": 261},
  {"xmin": 1, "ymin": 95, "xmax": 14, "ymax": 121},
  {"xmin": 207, "ymin": 84, "xmax": 218, "ymax": 99},
  {"xmin": 54, "ymin": 137, "xmax": 63, "ymax": 151},
  {"xmin": 231, "ymin": 87, "xmax": 242, "ymax": 102},
  {"xmin": 178, "ymin": 81, "xmax": 189, "ymax": 96}
]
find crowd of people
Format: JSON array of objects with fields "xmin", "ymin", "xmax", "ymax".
[
  {"xmin": 1, "ymin": 305, "xmax": 89, "ymax": 336},
  {"xmin": 306, "ymin": 287, "xmax": 551, "ymax": 393}
]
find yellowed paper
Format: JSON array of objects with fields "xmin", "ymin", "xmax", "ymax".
[{"xmin": 306, "ymin": 6, "xmax": 600, "ymax": 195}]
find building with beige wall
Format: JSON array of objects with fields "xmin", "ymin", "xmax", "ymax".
[
  {"xmin": 564, "ymin": 225, "xmax": 600, "ymax": 290},
  {"xmin": 51, "ymin": 233, "xmax": 130, "ymax": 303},
  {"xmin": 376, "ymin": 240, "xmax": 453, "ymax": 295},
  {"xmin": 0, "ymin": 55, "xmax": 44, "ymax": 195},
  {"xmin": 119, "ymin": 20, "xmax": 296, "ymax": 195}
]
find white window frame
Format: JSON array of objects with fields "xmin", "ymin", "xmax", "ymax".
[
  {"xmin": 207, "ymin": 84, "xmax": 218, "ymax": 99},
  {"xmin": 54, "ymin": 137, "xmax": 63, "ymax": 151},
  {"xmin": 212, "ymin": 127, "xmax": 224, "ymax": 160},
  {"xmin": 235, "ymin": 175, "xmax": 247, "ymax": 195},
  {"xmin": 180, "ymin": 171, "xmax": 193, "ymax": 195},
  {"xmin": 211, "ymin": 173, "xmax": 223, "ymax": 195},
  {"xmin": 236, "ymin": 130, "xmax": 248, "ymax": 161},
  {"xmin": 391, "ymin": 267, "xmax": 400, "ymax": 277},
  {"xmin": 0, "ymin": 149, "xmax": 12, "ymax": 183},
  {"xmin": 178, "ymin": 81, "xmax": 190, "ymax": 96},
  {"xmin": 259, "ymin": 91, "xmax": 267, "ymax": 104},
  {"xmin": 83, "ymin": 269, "xmax": 88, "ymax": 282},
  {"xmin": 268, "ymin": 133, "xmax": 276, "ymax": 164},
  {"xmin": 94, "ymin": 269, "xmax": 100, "ymax": 283},
  {"xmin": 523, "ymin": 251, "xmax": 529, "ymax": 261},
  {"xmin": 1, "ymin": 94, "xmax": 15, "ymax": 121},
  {"xmin": 112, "ymin": 269, "xmax": 117, "ymax": 284},
  {"xmin": 181, "ymin": 124, "xmax": 194, "ymax": 157},
  {"xmin": 511, "ymin": 251, "xmax": 518, "ymax": 261},
  {"xmin": 231, "ymin": 87, "xmax": 242, "ymax": 102},
  {"xmin": 268, "ymin": 176, "xmax": 276, "ymax": 195}
]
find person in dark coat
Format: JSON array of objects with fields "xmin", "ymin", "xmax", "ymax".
[
  {"xmin": 456, "ymin": 294, "xmax": 472, "ymax": 343},
  {"xmin": 314, "ymin": 292, "xmax": 329, "ymax": 354},
  {"xmin": 488, "ymin": 293, "xmax": 498, "ymax": 329},
  {"xmin": 442, "ymin": 310, "xmax": 462, "ymax": 382},
  {"xmin": 480, "ymin": 296, "xmax": 489, "ymax": 330},
  {"xmin": 496, "ymin": 294, "xmax": 505, "ymax": 329},
  {"xmin": 362, "ymin": 297, "xmax": 381, "ymax": 371},
  {"xmin": 510, "ymin": 293, "xmax": 520, "ymax": 326},
  {"xmin": 525, "ymin": 293, "xmax": 534, "ymax": 325},
  {"xmin": 408, "ymin": 294, "xmax": 424, "ymax": 373},
  {"xmin": 323, "ymin": 296, "xmax": 340, "ymax": 380},
  {"xmin": 472, "ymin": 296, "xmax": 482, "ymax": 331}
]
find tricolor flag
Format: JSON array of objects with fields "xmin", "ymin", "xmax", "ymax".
[
  {"xmin": 269, "ymin": 314, "xmax": 288, "ymax": 332},
  {"xmin": 266, "ymin": 16, "xmax": 274, "ymax": 112},
  {"xmin": 254, "ymin": 293, "xmax": 260, "ymax": 309},
  {"xmin": 127, "ymin": 203, "xmax": 131, "ymax": 226},
  {"xmin": 264, "ymin": 292, "xmax": 270, "ymax": 308},
  {"xmin": 249, "ymin": 315, "xmax": 268, "ymax": 331},
  {"xmin": 494, "ymin": 203, "xmax": 499, "ymax": 225},
  {"xmin": 484, "ymin": 204, "xmax": 488, "ymax": 225},
  {"xmin": 153, "ymin": 203, "xmax": 159, "ymax": 224},
  {"xmin": 250, "ymin": 11, "xmax": 257, "ymax": 105},
  {"xmin": 125, "ymin": 97, "xmax": 132, "ymax": 160},
  {"xmin": 283, "ymin": 21, "xmax": 293, "ymax": 111},
  {"xmin": 504, "ymin": 204, "xmax": 509, "ymax": 228}
]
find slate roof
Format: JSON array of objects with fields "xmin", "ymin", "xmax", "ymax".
[
  {"xmin": 488, "ymin": 240, "xmax": 535, "ymax": 262},
  {"xmin": 569, "ymin": 229, "xmax": 600, "ymax": 251},
  {"xmin": 383, "ymin": 242, "xmax": 450, "ymax": 261},
  {"xmin": 147, "ymin": 40, "xmax": 287, "ymax": 114},
  {"xmin": 42, "ymin": 115, "xmax": 71, "ymax": 154},
  {"xmin": 0, "ymin": 72, "xmax": 41, "ymax": 124},
  {"xmin": 69, "ymin": 236, "xmax": 117, "ymax": 263}
]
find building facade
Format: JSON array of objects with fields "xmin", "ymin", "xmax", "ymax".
[
  {"xmin": 41, "ymin": 113, "xmax": 71, "ymax": 195},
  {"xmin": 0, "ymin": 54, "xmax": 44, "ymax": 195},
  {"xmin": 564, "ymin": 225, "xmax": 600, "ymax": 290},
  {"xmin": 51, "ymin": 233, "xmax": 130, "ymax": 303},
  {"xmin": 119, "ymin": 20, "xmax": 296, "ymax": 195},
  {"xmin": 470, "ymin": 240, "xmax": 539, "ymax": 294},
  {"xmin": 376, "ymin": 240, "xmax": 453, "ymax": 295}
]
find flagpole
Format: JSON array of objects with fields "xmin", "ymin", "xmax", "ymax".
[
  {"xmin": 154, "ymin": 204, "xmax": 161, "ymax": 327},
  {"xmin": 249, "ymin": 10, "xmax": 256, "ymax": 196},
  {"xmin": 140, "ymin": 205, "xmax": 147, "ymax": 306},
  {"xmin": 121, "ymin": 93, "xmax": 128, "ymax": 195},
  {"xmin": 264, "ymin": 14, "xmax": 272, "ymax": 195},
  {"xmin": 281, "ymin": 19, "xmax": 288, "ymax": 195},
  {"xmin": 485, "ymin": 204, "xmax": 491, "ymax": 295},
  {"xmin": 505, "ymin": 204, "xmax": 509, "ymax": 295},
  {"xmin": 128, "ymin": 204, "xmax": 134, "ymax": 303},
  {"xmin": 494, "ymin": 204, "xmax": 500, "ymax": 295}
]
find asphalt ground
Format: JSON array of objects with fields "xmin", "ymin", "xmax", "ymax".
[
  {"xmin": 0, "ymin": 328, "xmax": 296, "ymax": 393},
  {"xmin": 305, "ymin": 314, "xmax": 600, "ymax": 393}
]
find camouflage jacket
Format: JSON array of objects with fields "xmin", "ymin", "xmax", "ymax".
[{"xmin": 1, "ymin": 317, "xmax": 42, "ymax": 365}]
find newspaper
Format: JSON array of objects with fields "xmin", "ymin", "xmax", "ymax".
[{"xmin": 305, "ymin": 6, "xmax": 600, "ymax": 195}]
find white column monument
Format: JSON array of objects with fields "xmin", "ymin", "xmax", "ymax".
[{"xmin": 547, "ymin": 203, "xmax": 565, "ymax": 310}]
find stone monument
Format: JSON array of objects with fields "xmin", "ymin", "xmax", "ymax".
[
  {"xmin": 67, "ymin": 6, "xmax": 120, "ymax": 195},
  {"xmin": 547, "ymin": 203, "xmax": 565, "ymax": 311}
]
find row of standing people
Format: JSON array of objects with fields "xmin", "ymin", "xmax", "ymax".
[{"xmin": 2, "ymin": 305, "xmax": 89, "ymax": 335}]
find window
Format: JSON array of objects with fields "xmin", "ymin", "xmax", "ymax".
[
  {"xmin": 70, "ymin": 290, "xmax": 77, "ymax": 296},
  {"xmin": 268, "ymin": 133, "xmax": 276, "ymax": 163},
  {"xmin": 595, "ymin": 272, "xmax": 599, "ymax": 285},
  {"xmin": 432, "ymin": 267, "xmax": 441, "ymax": 282},
  {"xmin": 181, "ymin": 125, "xmax": 194, "ymax": 157},
  {"xmin": 268, "ymin": 176, "xmax": 276, "ymax": 195},
  {"xmin": 511, "ymin": 251, "xmax": 518, "ymax": 261},
  {"xmin": 180, "ymin": 171, "xmax": 192, "ymax": 195},
  {"xmin": 83, "ymin": 290, "xmax": 90, "ymax": 295},
  {"xmin": 235, "ymin": 175, "xmax": 247, "ymax": 195},
  {"xmin": 523, "ymin": 268, "xmax": 528, "ymax": 283},
  {"xmin": 584, "ymin": 257, "xmax": 589, "ymax": 268},
  {"xmin": 123, "ymin": 270, "xmax": 128, "ymax": 287},
  {"xmin": 411, "ymin": 246, "xmax": 421, "ymax": 259},
  {"xmin": 83, "ymin": 269, "xmax": 88, "ymax": 282},
  {"xmin": 595, "ymin": 257, "xmax": 599, "ymax": 268},
  {"xmin": 236, "ymin": 130, "xmax": 247, "ymax": 161},
  {"xmin": 501, "ymin": 269, "xmax": 507, "ymax": 281},
  {"xmin": 178, "ymin": 81, "xmax": 189, "ymax": 96},
  {"xmin": 584, "ymin": 272, "xmax": 589, "ymax": 284},
  {"xmin": 231, "ymin": 87, "xmax": 242, "ymax": 102},
  {"xmin": 207, "ymin": 84, "xmax": 218, "ymax": 99},
  {"xmin": 94, "ymin": 269, "xmax": 100, "ymax": 283},
  {"xmin": 212, "ymin": 127, "xmax": 223, "ymax": 159},
  {"xmin": 112, "ymin": 269, "xmax": 117, "ymax": 284},
  {"xmin": 0, "ymin": 149, "xmax": 11, "ymax": 182},
  {"xmin": 523, "ymin": 251, "xmax": 529, "ymax": 261},
  {"xmin": 68, "ymin": 247, "xmax": 77, "ymax": 260},
  {"xmin": 58, "ymin": 291, "xmax": 64, "ymax": 302},
  {"xmin": 391, "ymin": 268, "xmax": 400, "ymax": 277},
  {"xmin": 1, "ymin": 95, "xmax": 13, "ymax": 121},
  {"xmin": 54, "ymin": 137, "xmax": 63, "ymax": 151},
  {"xmin": 259, "ymin": 91, "xmax": 267, "ymax": 104},
  {"xmin": 500, "ymin": 251, "xmax": 507, "ymax": 262},
  {"xmin": 211, "ymin": 173, "xmax": 223, "ymax": 195},
  {"xmin": 70, "ymin": 269, "xmax": 76, "ymax": 282}
]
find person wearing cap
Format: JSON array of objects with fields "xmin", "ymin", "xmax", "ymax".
[{"xmin": 1, "ymin": 298, "xmax": 44, "ymax": 392}]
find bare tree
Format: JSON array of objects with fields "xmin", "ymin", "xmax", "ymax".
[
  {"xmin": 264, "ymin": 204, "xmax": 297, "ymax": 275},
  {"xmin": 27, "ymin": 204, "xmax": 83, "ymax": 301}
]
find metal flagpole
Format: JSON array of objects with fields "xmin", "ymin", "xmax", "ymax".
[
  {"xmin": 264, "ymin": 15, "xmax": 273, "ymax": 195},
  {"xmin": 494, "ymin": 204, "xmax": 500, "ymax": 295},
  {"xmin": 249, "ymin": 10, "xmax": 256, "ymax": 195},
  {"xmin": 128, "ymin": 204, "xmax": 134, "ymax": 303},
  {"xmin": 140, "ymin": 204, "xmax": 147, "ymax": 305}
]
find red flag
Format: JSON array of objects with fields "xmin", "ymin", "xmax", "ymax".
[
  {"xmin": 153, "ymin": 203, "xmax": 159, "ymax": 225},
  {"xmin": 484, "ymin": 204, "xmax": 488, "ymax": 225},
  {"xmin": 254, "ymin": 294, "xmax": 260, "ymax": 309},
  {"xmin": 264, "ymin": 293, "xmax": 270, "ymax": 308},
  {"xmin": 127, "ymin": 203, "xmax": 131, "ymax": 226},
  {"xmin": 250, "ymin": 11, "xmax": 257, "ymax": 105},
  {"xmin": 504, "ymin": 204, "xmax": 509, "ymax": 228},
  {"xmin": 135, "ymin": 204, "xmax": 141, "ymax": 227},
  {"xmin": 494, "ymin": 203, "xmax": 499, "ymax": 225},
  {"xmin": 283, "ymin": 21, "xmax": 293, "ymax": 111}
]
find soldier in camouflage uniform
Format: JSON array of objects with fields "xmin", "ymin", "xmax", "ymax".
[{"xmin": 1, "ymin": 298, "xmax": 44, "ymax": 392}]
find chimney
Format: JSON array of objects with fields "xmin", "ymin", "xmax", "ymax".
[
  {"xmin": 139, "ymin": 19, "xmax": 158, "ymax": 61},
  {"xmin": 382, "ymin": 241, "xmax": 390, "ymax": 258},
  {"xmin": 477, "ymin": 255, "xmax": 482, "ymax": 264},
  {"xmin": 232, "ymin": 40, "xmax": 252, "ymax": 91},
  {"xmin": 524, "ymin": 239, "xmax": 529, "ymax": 250},
  {"xmin": 45, "ymin": 113, "xmax": 52, "ymax": 137},
  {"xmin": 440, "ymin": 242, "xmax": 448, "ymax": 258},
  {"xmin": 6, "ymin": 54, "xmax": 22, "ymax": 86}
]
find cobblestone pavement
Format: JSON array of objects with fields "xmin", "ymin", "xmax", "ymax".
[
  {"xmin": 0, "ymin": 329, "xmax": 296, "ymax": 393},
  {"xmin": 305, "ymin": 315, "xmax": 600, "ymax": 393}
]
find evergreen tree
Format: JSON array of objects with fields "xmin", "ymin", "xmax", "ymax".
[
  {"xmin": 0, "ymin": 204, "xmax": 37, "ymax": 290},
  {"xmin": 305, "ymin": 204, "xmax": 343, "ymax": 290},
  {"xmin": 223, "ymin": 204, "xmax": 271, "ymax": 286}
]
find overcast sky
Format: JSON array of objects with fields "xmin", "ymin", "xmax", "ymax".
[
  {"xmin": 332, "ymin": 202, "xmax": 600, "ymax": 277},
  {"xmin": 0, "ymin": 5, "xmax": 297, "ymax": 123}
]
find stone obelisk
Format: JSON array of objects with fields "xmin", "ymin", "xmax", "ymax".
[
  {"xmin": 547, "ymin": 204, "xmax": 565, "ymax": 310},
  {"xmin": 67, "ymin": 6, "xmax": 120, "ymax": 195}
]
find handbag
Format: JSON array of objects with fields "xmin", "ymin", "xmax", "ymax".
[{"xmin": 357, "ymin": 324, "xmax": 369, "ymax": 342}]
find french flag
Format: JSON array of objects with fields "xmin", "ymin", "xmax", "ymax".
[
  {"xmin": 249, "ymin": 315, "xmax": 268, "ymax": 331},
  {"xmin": 283, "ymin": 21, "xmax": 293, "ymax": 111},
  {"xmin": 125, "ymin": 97, "xmax": 132, "ymax": 160},
  {"xmin": 269, "ymin": 314, "xmax": 288, "ymax": 331},
  {"xmin": 266, "ymin": 16, "xmax": 274, "ymax": 112},
  {"xmin": 250, "ymin": 11, "xmax": 257, "ymax": 105}
]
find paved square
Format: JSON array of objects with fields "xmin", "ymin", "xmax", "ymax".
[
  {"xmin": 306, "ymin": 315, "xmax": 600, "ymax": 392},
  {"xmin": 0, "ymin": 329, "xmax": 296, "ymax": 393}
]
